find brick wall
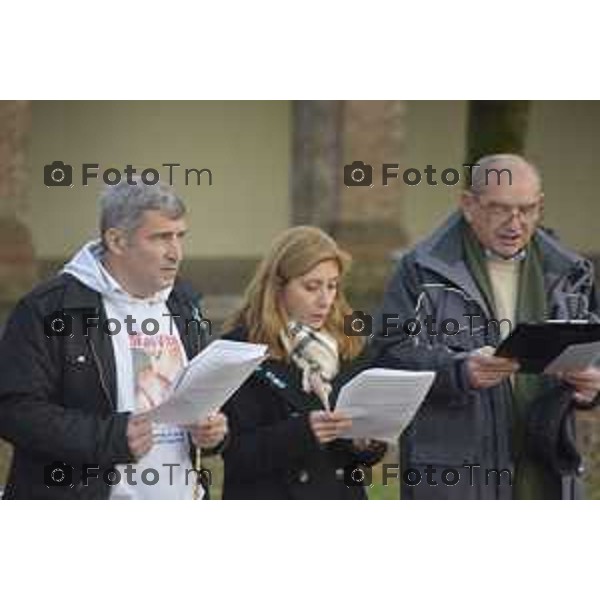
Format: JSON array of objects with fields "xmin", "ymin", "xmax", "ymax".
[{"xmin": 0, "ymin": 100, "xmax": 35, "ymax": 485}]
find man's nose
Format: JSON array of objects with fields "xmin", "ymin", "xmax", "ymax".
[
  {"xmin": 166, "ymin": 238, "xmax": 183, "ymax": 262},
  {"xmin": 503, "ymin": 211, "xmax": 525, "ymax": 231},
  {"xmin": 507, "ymin": 208, "xmax": 528, "ymax": 225}
]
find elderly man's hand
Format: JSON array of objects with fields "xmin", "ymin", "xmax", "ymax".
[
  {"xmin": 466, "ymin": 346, "xmax": 520, "ymax": 389},
  {"xmin": 189, "ymin": 412, "xmax": 228, "ymax": 449},
  {"xmin": 557, "ymin": 366, "xmax": 600, "ymax": 405}
]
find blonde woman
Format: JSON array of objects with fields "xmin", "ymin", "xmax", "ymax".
[{"xmin": 221, "ymin": 226, "xmax": 386, "ymax": 499}]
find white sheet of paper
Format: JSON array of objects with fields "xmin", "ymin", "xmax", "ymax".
[
  {"xmin": 336, "ymin": 368, "xmax": 435, "ymax": 443},
  {"xmin": 143, "ymin": 339, "xmax": 268, "ymax": 424},
  {"xmin": 543, "ymin": 340, "xmax": 600, "ymax": 375}
]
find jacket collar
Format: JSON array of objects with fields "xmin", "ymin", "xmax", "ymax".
[
  {"xmin": 411, "ymin": 211, "xmax": 589, "ymax": 315},
  {"xmin": 256, "ymin": 360, "xmax": 325, "ymax": 413},
  {"xmin": 166, "ymin": 281, "xmax": 203, "ymax": 358},
  {"xmin": 61, "ymin": 273, "xmax": 199, "ymax": 312},
  {"xmin": 412, "ymin": 212, "xmax": 492, "ymax": 315}
]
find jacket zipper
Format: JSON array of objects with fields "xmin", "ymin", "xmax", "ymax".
[{"xmin": 87, "ymin": 337, "xmax": 114, "ymax": 410}]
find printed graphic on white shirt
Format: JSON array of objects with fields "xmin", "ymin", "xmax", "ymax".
[{"xmin": 131, "ymin": 333, "xmax": 184, "ymax": 411}]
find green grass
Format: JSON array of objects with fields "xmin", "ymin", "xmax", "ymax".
[
  {"xmin": 0, "ymin": 440, "xmax": 11, "ymax": 485},
  {"xmin": 367, "ymin": 448, "xmax": 401, "ymax": 500}
]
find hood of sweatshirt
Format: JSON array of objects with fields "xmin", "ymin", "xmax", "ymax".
[{"xmin": 61, "ymin": 240, "xmax": 172, "ymax": 305}]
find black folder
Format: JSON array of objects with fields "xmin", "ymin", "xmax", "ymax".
[{"xmin": 495, "ymin": 322, "xmax": 600, "ymax": 373}]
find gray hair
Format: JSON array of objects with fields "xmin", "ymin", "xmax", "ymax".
[
  {"xmin": 469, "ymin": 154, "xmax": 542, "ymax": 196},
  {"xmin": 99, "ymin": 177, "xmax": 186, "ymax": 244}
]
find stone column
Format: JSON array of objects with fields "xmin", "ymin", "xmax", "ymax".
[
  {"xmin": 291, "ymin": 100, "xmax": 344, "ymax": 229},
  {"xmin": 336, "ymin": 100, "xmax": 408, "ymax": 310},
  {"xmin": 291, "ymin": 100, "xmax": 408, "ymax": 311}
]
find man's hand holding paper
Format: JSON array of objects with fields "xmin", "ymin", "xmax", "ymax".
[
  {"xmin": 189, "ymin": 411, "xmax": 229, "ymax": 449},
  {"xmin": 555, "ymin": 366, "xmax": 600, "ymax": 405},
  {"xmin": 467, "ymin": 345, "xmax": 520, "ymax": 389}
]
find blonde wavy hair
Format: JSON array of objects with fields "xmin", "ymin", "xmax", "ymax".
[{"xmin": 224, "ymin": 226, "xmax": 364, "ymax": 361}]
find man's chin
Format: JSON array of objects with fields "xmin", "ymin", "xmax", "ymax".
[
  {"xmin": 494, "ymin": 240, "xmax": 525, "ymax": 258},
  {"xmin": 154, "ymin": 273, "xmax": 177, "ymax": 291},
  {"xmin": 160, "ymin": 270, "xmax": 178, "ymax": 282}
]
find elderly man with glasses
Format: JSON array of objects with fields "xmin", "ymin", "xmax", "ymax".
[{"xmin": 374, "ymin": 154, "xmax": 600, "ymax": 499}]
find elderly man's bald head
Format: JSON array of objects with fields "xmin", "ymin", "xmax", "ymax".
[
  {"xmin": 469, "ymin": 154, "xmax": 542, "ymax": 196},
  {"xmin": 461, "ymin": 154, "xmax": 544, "ymax": 258}
]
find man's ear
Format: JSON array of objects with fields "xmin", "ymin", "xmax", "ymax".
[
  {"xmin": 460, "ymin": 191, "xmax": 476, "ymax": 224},
  {"xmin": 103, "ymin": 228, "xmax": 128, "ymax": 255}
]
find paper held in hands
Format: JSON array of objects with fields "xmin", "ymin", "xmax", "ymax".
[
  {"xmin": 336, "ymin": 368, "xmax": 435, "ymax": 443},
  {"xmin": 143, "ymin": 340, "xmax": 268, "ymax": 425},
  {"xmin": 495, "ymin": 322, "xmax": 600, "ymax": 373},
  {"xmin": 543, "ymin": 340, "xmax": 600, "ymax": 375}
]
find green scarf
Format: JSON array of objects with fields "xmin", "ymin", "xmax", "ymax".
[{"xmin": 462, "ymin": 221, "xmax": 555, "ymax": 498}]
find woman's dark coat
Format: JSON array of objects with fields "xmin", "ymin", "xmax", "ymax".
[{"xmin": 221, "ymin": 327, "xmax": 385, "ymax": 499}]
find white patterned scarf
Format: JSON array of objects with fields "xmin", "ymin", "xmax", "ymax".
[{"xmin": 279, "ymin": 321, "xmax": 339, "ymax": 411}]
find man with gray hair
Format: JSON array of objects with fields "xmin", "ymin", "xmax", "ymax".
[
  {"xmin": 375, "ymin": 154, "xmax": 600, "ymax": 499},
  {"xmin": 0, "ymin": 179, "xmax": 228, "ymax": 499}
]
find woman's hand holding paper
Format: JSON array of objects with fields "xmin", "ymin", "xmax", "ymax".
[{"xmin": 309, "ymin": 410, "xmax": 352, "ymax": 444}]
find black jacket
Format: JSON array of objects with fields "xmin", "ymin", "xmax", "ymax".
[
  {"xmin": 0, "ymin": 273, "xmax": 207, "ymax": 499},
  {"xmin": 221, "ymin": 327, "xmax": 385, "ymax": 500}
]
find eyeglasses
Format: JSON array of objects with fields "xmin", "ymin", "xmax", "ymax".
[{"xmin": 475, "ymin": 196, "xmax": 542, "ymax": 222}]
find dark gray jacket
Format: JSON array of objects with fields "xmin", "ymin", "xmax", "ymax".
[{"xmin": 373, "ymin": 213, "xmax": 599, "ymax": 499}]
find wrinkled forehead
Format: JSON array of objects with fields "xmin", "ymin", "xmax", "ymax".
[
  {"xmin": 136, "ymin": 210, "xmax": 187, "ymax": 233},
  {"xmin": 476, "ymin": 163, "xmax": 542, "ymax": 203}
]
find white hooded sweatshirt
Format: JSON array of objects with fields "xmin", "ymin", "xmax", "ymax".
[{"xmin": 63, "ymin": 241, "xmax": 201, "ymax": 499}]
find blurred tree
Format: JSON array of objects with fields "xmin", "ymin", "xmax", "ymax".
[{"xmin": 466, "ymin": 100, "xmax": 531, "ymax": 167}]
